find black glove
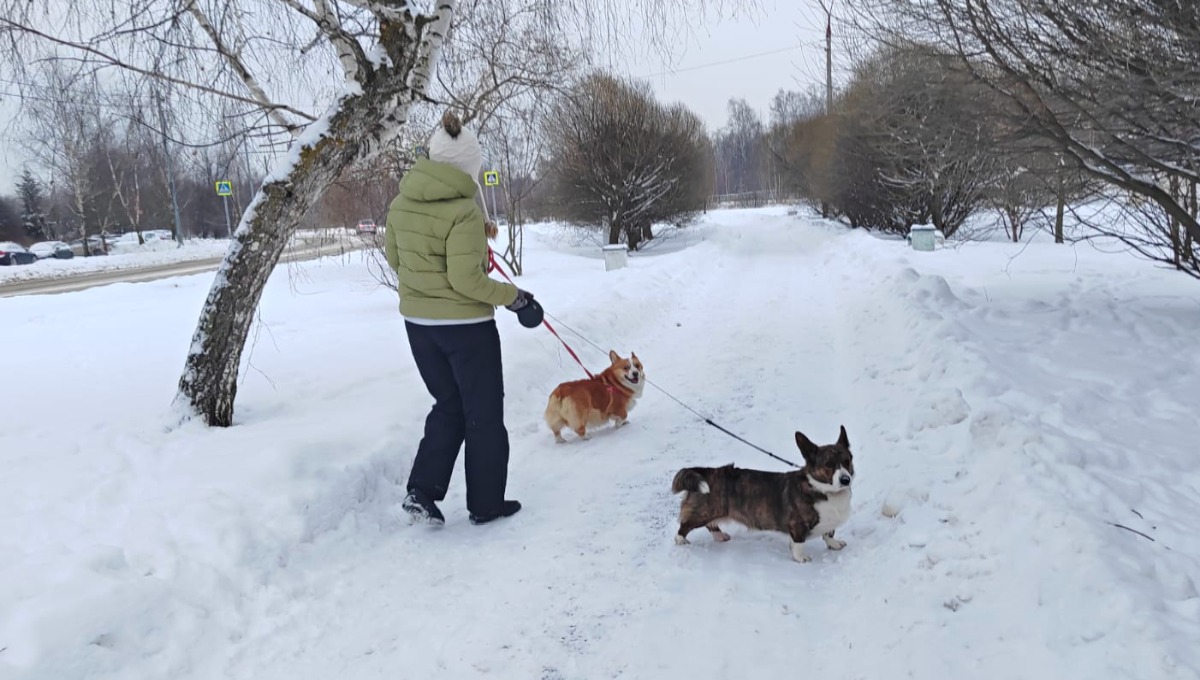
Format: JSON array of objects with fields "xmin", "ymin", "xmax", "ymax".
[{"xmin": 506, "ymin": 288, "xmax": 534, "ymax": 312}]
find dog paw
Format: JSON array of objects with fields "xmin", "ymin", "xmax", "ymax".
[
  {"xmin": 824, "ymin": 537, "xmax": 847, "ymax": 551},
  {"xmin": 790, "ymin": 542, "xmax": 812, "ymax": 563},
  {"xmin": 674, "ymin": 534, "xmax": 690, "ymax": 546},
  {"xmin": 712, "ymin": 531, "xmax": 732, "ymax": 543},
  {"xmin": 553, "ymin": 435, "xmax": 567, "ymax": 444}
]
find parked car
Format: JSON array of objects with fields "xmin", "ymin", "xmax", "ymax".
[
  {"xmin": 29, "ymin": 240, "xmax": 75, "ymax": 260},
  {"xmin": 0, "ymin": 242, "xmax": 38, "ymax": 266},
  {"xmin": 69, "ymin": 238, "xmax": 110, "ymax": 256},
  {"xmin": 356, "ymin": 219, "xmax": 377, "ymax": 235}
]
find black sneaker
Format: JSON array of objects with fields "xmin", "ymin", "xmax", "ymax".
[
  {"xmin": 469, "ymin": 500, "xmax": 522, "ymax": 525},
  {"xmin": 402, "ymin": 489, "xmax": 445, "ymax": 526}
]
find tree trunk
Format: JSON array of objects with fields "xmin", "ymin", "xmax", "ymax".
[
  {"xmin": 73, "ymin": 189, "xmax": 91, "ymax": 257},
  {"xmin": 625, "ymin": 221, "xmax": 644, "ymax": 251},
  {"xmin": 178, "ymin": 125, "xmax": 400, "ymax": 424},
  {"xmin": 1054, "ymin": 179, "xmax": 1065, "ymax": 244},
  {"xmin": 641, "ymin": 222, "xmax": 654, "ymax": 243},
  {"xmin": 608, "ymin": 217, "xmax": 621, "ymax": 245},
  {"xmin": 1186, "ymin": 182, "xmax": 1197, "ymax": 262},
  {"xmin": 929, "ymin": 190, "xmax": 945, "ymax": 235},
  {"xmin": 175, "ymin": 12, "xmax": 446, "ymax": 427},
  {"xmin": 503, "ymin": 192, "xmax": 523, "ymax": 276},
  {"xmin": 1168, "ymin": 176, "xmax": 1183, "ymax": 268}
]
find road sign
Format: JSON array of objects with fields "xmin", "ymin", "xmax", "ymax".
[
  {"xmin": 215, "ymin": 180, "xmax": 233, "ymax": 196},
  {"xmin": 483, "ymin": 170, "xmax": 500, "ymax": 187}
]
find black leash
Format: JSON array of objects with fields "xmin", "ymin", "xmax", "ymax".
[{"xmin": 542, "ymin": 312, "xmax": 803, "ymax": 469}]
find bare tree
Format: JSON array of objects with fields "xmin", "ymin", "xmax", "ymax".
[
  {"xmin": 988, "ymin": 166, "xmax": 1041, "ymax": 243},
  {"xmin": 487, "ymin": 100, "xmax": 550, "ymax": 276},
  {"xmin": 544, "ymin": 72, "xmax": 712, "ymax": 250},
  {"xmin": 854, "ymin": 0, "xmax": 1200, "ymax": 259},
  {"xmin": 19, "ymin": 62, "xmax": 108, "ymax": 254},
  {"xmin": 104, "ymin": 101, "xmax": 163, "ymax": 244},
  {"xmin": 849, "ymin": 46, "xmax": 999, "ymax": 236},
  {"xmin": 713, "ymin": 98, "xmax": 766, "ymax": 198}
]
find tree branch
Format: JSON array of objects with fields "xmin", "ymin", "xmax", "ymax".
[
  {"xmin": 0, "ymin": 16, "xmax": 317, "ymax": 124},
  {"xmin": 277, "ymin": 0, "xmax": 371, "ymax": 82},
  {"xmin": 184, "ymin": 0, "xmax": 301, "ymax": 135}
]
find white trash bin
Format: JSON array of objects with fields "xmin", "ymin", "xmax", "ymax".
[
  {"xmin": 603, "ymin": 243, "xmax": 628, "ymax": 271},
  {"xmin": 910, "ymin": 224, "xmax": 936, "ymax": 252}
]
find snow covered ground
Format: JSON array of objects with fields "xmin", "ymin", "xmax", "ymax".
[{"xmin": 1, "ymin": 207, "xmax": 1197, "ymax": 679}]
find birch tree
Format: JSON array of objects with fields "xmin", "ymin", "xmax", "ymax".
[
  {"xmin": 1, "ymin": 0, "xmax": 737, "ymax": 426},
  {"xmin": 104, "ymin": 104, "xmax": 164, "ymax": 245},
  {"xmin": 18, "ymin": 62, "xmax": 108, "ymax": 254}
]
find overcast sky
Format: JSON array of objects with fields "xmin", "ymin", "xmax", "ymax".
[{"xmin": 0, "ymin": 0, "xmax": 846, "ymax": 195}]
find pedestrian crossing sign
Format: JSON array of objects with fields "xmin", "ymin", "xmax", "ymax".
[
  {"xmin": 483, "ymin": 170, "xmax": 500, "ymax": 187},
  {"xmin": 215, "ymin": 180, "xmax": 233, "ymax": 196}
]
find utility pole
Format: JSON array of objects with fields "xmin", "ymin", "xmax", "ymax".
[
  {"xmin": 822, "ymin": 1, "xmax": 833, "ymax": 219},
  {"xmin": 155, "ymin": 89, "xmax": 184, "ymax": 247},
  {"xmin": 825, "ymin": 8, "xmax": 833, "ymax": 112}
]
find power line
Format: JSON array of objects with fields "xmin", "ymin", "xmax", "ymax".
[{"xmin": 633, "ymin": 42, "xmax": 809, "ymax": 79}]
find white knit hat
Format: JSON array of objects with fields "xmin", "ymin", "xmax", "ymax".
[
  {"xmin": 428, "ymin": 110, "xmax": 490, "ymax": 221},
  {"xmin": 429, "ymin": 110, "xmax": 483, "ymax": 183}
]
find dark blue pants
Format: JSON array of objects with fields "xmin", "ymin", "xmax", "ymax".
[{"xmin": 404, "ymin": 319, "xmax": 509, "ymax": 516}]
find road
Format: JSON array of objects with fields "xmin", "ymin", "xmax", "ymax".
[{"xmin": 0, "ymin": 240, "xmax": 369, "ymax": 298}]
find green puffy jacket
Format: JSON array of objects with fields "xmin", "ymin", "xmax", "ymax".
[{"xmin": 384, "ymin": 158, "xmax": 518, "ymax": 320}]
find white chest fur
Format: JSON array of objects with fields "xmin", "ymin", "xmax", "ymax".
[{"xmin": 812, "ymin": 489, "xmax": 852, "ymax": 536}]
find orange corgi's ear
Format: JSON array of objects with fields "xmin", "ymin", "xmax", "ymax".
[{"xmin": 609, "ymin": 350, "xmax": 621, "ymax": 363}]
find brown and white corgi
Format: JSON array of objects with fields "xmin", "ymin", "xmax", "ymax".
[
  {"xmin": 544, "ymin": 350, "xmax": 644, "ymax": 443},
  {"xmin": 671, "ymin": 426, "xmax": 855, "ymax": 563}
]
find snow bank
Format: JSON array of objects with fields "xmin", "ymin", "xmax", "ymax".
[
  {"xmin": 0, "ymin": 233, "xmax": 359, "ymax": 286},
  {"xmin": 0, "ymin": 239, "xmax": 231, "ymax": 284},
  {"xmin": 1, "ymin": 208, "xmax": 1196, "ymax": 679}
]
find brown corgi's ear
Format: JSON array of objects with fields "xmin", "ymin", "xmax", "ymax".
[
  {"xmin": 795, "ymin": 431, "xmax": 819, "ymax": 461},
  {"xmin": 609, "ymin": 350, "xmax": 620, "ymax": 363},
  {"xmin": 837, "ymin": 425, "xmax": 850, "ymax": 450}
]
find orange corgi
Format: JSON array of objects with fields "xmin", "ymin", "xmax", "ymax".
[{"xmin": 544, "ymin": 351, "xmax": 645, "ymax": 443}]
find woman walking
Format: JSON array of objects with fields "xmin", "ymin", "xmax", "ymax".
[{"xmin": 384, "ymin": 110, "xmax": 537, "ymax": 526}]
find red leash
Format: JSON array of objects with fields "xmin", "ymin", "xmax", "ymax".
[{"xmin": 488, "ymin": 248, "xmax": 595, "ymax": 379}]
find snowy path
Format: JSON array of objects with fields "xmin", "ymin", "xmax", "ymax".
[
  {"xmin": 220, "ymin": 220, "xmax": 864, "ymax": 679},
  {"xmin": 2, "ymin": 209, "xmax": 1197, "ymax": 680}
]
